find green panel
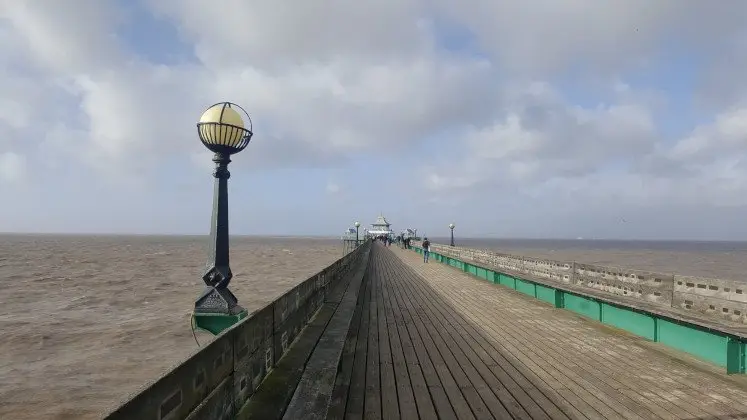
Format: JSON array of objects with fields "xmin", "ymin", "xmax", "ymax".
[
  {"xmin": 600, "ymin": 303, "xmax": 656, "ymax": 340},
  {"xmin": 564, "ymin": 294, "xmax": 601, "ymax": 321},
  {"xmin": 554, "ymin": 290, "xmax": 564, "ymax": 308},
  {"xmin": 193, "ymin": 310, "xmax": 247, "ymax": 336},
  {"xmin": 490, "ymin": 271, "xmax": 500, "ymax": 284},
  {"xmin": 499, "ymin": 274, "xmax": 516, "ymax": 289},
  {"xmin": 467, "ymin": 264, "xmax": 477, "ymax": 275},
  {"xmin": 515, "ymin": 279, "xmax": 536, "ymax": 297},
  {"xmin": 475, "ymin": 267, "xmax": 489, "ymax": 280},
  {"xmin": 535, "ymin": 284, "xmax": 556, "ymax": 305},
  {"xmin": 727, "ymin": 338, "xmax": 746, "ymax": 374},
  {"xmin": 658, "ymin": 319, "xmax": 729, "ymax": 367}
]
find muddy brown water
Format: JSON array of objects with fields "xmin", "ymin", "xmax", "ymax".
[{"xmin": 0, "ymin": 235, "xmax": 344, "ymax": 420}]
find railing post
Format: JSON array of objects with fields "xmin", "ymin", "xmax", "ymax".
[{"xmin": 571, "ymin": 261, "xmax": 577, "ymax": 285}]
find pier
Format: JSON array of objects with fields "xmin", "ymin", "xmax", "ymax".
[{"xmin": 106, "ymin": 241, "xmax": 747, "ymax": 420}]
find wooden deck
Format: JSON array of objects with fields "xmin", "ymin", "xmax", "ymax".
[{"xmin": 325, "ymin": 243, "xmax": 747, "ymax": 420}]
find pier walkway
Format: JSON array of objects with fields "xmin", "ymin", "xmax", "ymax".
[
  {"xmin": 318, "ymin": 243, "xmax": 747, "ymax": 420},
  {"xmin": 110, "ymin": 240, "xmax": 747, "ymax": 420}
]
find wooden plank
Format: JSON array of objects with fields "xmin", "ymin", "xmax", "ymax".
[
  {"xmin": 401, "ymin": 254, "xmax": 665, "ymax": 419},
  {"xmin": 459, "ymin": 293, "xmax": 704, "ymax": 419},
  {"xmin": 379, "ymin": 249, "xmax": 454, "ymax": 420},
  {"xmin": 364, "ymin": 268, "xmax": 382, "ymax": 419},
  {"xmin": 428, "ymin": 269, "xmax": 722, "ymax": 419},
  {"xmin": 393, "ymin": 247, "xmax": 747, "ymax": 419},
  {"xmin": 377, "ymin": 248, "xmax": 438, "ymax": 419},
  {"xmin": 375, "ymin": 260, "xmax": 401, "ymax": 420},
  {"xmin": 383, "ymin": 253, "xmax": 477, "ymax": 420},
  {"xmin": 392, "ymin": 258, "xmax": 620, "ymax": 418},
  {"xmin": 390, "ymin": 258, "xmax": 517, "ymax": 420},
  {"xmin": 345, "ymin": 270, "xmax": 373, "ymax": 419},
  {"xmin": 384, "ymin": 249, "xmax": 568, "ymax": 420},
  {"xmin": 391, "ymin": 254, "xmax": 578, "ymax": 420}
]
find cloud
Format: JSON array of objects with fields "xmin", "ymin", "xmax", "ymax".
[
  {"xmin": 326, "ymin": 181, "xmax": 341, "ymax": 194},
  {"xmin": 0, "ymin": 152, "xmax": 26, "ymax": 183},
  {"xmin": 2, "ymin": 0, "xmax": 747, "ymax": 238},
  {"xmin": 433, "ymin": 1, "xmax": 747, "ymax": 76},
  {"xmin": 424, "ymin": 82, "xmax": 658, "ymax": 189}
]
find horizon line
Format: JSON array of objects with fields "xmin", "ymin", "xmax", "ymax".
[{"xmin": 1, "ymin": 232, "xmax": 747, "ymax": 243}]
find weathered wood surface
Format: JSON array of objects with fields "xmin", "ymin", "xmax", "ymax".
[
  {"xmin": 368, "ymin": 246, "xmax": 747, "ymax": 419},
  {"xmin": 324, "ymin": 243, "xmax": 747, "ymax": 419}
]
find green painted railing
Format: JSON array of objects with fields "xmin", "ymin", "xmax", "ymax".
[{"xmin": 411, "ymin": 246, "xmax": 747, "ymax": 374}]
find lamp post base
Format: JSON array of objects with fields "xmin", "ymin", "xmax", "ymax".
[
  {"xmin": 193, "ymin": 310, "xmax": 248, "ymax": 335},
  {"xmin": 193, "ymin": 286, "xmax": 247, "ymax": 335}
]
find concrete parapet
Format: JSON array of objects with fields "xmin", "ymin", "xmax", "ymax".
[
  {"xmin": 418, "ymin": 241, "xmax": 747, "ymax": 326},
  {"xmin": 674, "ymin": 275, "xmax": 747, "ymax": 324},
  {"xmin": 574, "ymin": 263, "xmax": 674, "ymax": 305},
  {"xmin": 104, "ymin": 240, "xmax": 372, "ymax": 420}
]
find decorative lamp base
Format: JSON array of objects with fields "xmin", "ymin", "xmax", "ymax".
[
  {"xmin": 193, "ymin": 310, "xmax": 248, "ymax": 335},
  {"xmin": 193, "ymin": 286, "xmax": 247, "ymax": 335}
]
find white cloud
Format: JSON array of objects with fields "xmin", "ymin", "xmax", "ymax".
[
  {"xmin": 326, "ymin": 181, "xmax": 341, "ymax": 194},
  {"xmin": 1, "ymin": 0, "xmax": 747, "ymax": 237},
  {"xmin": 0, "ymin": 152, "xmax": 27, "ymax": 183},
  {"xmin": 425, "ymin": 82, "xmax": 658, "ymax": 189}
]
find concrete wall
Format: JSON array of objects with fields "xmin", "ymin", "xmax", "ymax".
[
  {"xmin": 104, "ymin": 241, "xmax": 371, "ymax": 420},
  {"xmin": 422, "ymin": 242, "xmax": 747, "ymax": 325}
]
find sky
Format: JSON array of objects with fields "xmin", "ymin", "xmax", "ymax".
[{"xmin": 2, "ymin": 1, "xmax": 747, "ymax": 240}]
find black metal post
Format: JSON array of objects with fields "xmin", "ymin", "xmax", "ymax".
[
  {"xmin": 450, "ymin": 227, "xmax": 455, "ymax": 247},
  {"xmin": 194, "ymin": 152, "xmax": 244, "ymax": 315},
  {"xmin": 356, "ymin": 226, "xmax": 359, "ymax": 247}
]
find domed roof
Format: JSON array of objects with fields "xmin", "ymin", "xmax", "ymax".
[{"xmin": 372, "ymin": 214, "xmax": 390, "ymax": 226}]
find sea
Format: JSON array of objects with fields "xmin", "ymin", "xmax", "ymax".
[{"xmin": 1, "ymin": 234, "xmax": 746, "ymax": 419}]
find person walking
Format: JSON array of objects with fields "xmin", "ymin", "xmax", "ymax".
[{"xmin": 422, "ymin": 237, "xmax": 431, "ymax": 263}]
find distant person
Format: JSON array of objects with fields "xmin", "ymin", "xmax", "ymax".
[{"xmin": 422, "ymin": 237, "xmax": 431, "ymax": 263}]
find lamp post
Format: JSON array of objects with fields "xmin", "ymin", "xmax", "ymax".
[
  {"xmin": 192, "ymin": 102, "xmax": 254, "ymax": 335},
  {"xmin": 449, "ymin": 223, "xmax": 455, "ymax": 247},
  {"xmin": 354, "ymin": 221, "xmax": 360, "ymax": 247}
]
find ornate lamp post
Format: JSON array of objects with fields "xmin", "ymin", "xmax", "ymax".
[
  {"xmin": 192, "ymin": 102, "xmax": 254, "ymax": 335},
  {"xmin": 449, "ymin": 223, "xmax": 455, "ymax": 247},
  {"xmin": 354, "ymin": 221, "xmax": 360, "ymax": 246}
]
